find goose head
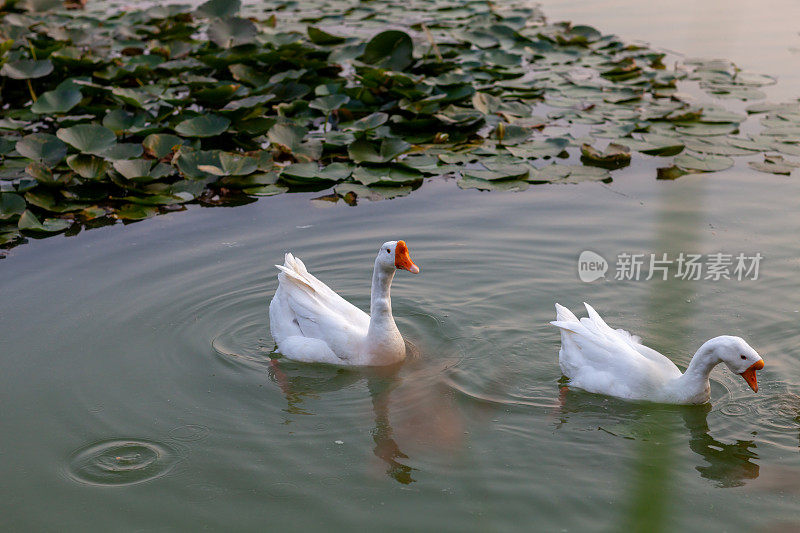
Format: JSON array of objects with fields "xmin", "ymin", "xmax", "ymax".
[
  {"xmin": 706, "ymin": 335, "xmax": 765, "ymax": 392},
  {"xmin": 378, "ymin": 240, "xmax": 420, "ymax": 274}
]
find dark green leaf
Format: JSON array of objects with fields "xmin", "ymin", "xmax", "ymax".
[
  {"xmin": 175, "ymin": 115, "xmax": 230, "ymax": 137},
  {"xmin": 1, "ymin": 59, "xmax": 53, "ymax": 80},
  {"xmin": 16, "ymin": 133, "xmax": 67, "ymax": 166},
  {"xmin": 360, "ymin": 30, "xmax": 414, "ymax": 71},
  {"xmin": 31, "ymin": 88, "xmax": 82, "ymax": 114},
  {"xmin": 56, "ymin": 124, "xmax": 117, "ymax": 154}
]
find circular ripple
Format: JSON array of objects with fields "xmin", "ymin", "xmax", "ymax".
[
  {"xmin": 212, "ymin": 320, "xmax": 272, "ymax": 367},
  {"xmin": 168, "ymin": 424, "xmax": 210, "ymax": 442},
  {"xmin": 753, "ymin": 393, "xmax": 800, "ymax": 431},
  {"xmin": 719, "ymin": 402, "xmax": 752, "ymax": 417},
  {"xmin": 66, "ymin": 439, "xmax": 181, "ymax": 487}
]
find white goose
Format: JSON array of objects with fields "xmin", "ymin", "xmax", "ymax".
[
  {"xmin": 551, "ymin": 303, "xmax": 764, "ymax": 404},
  {"xmin": 269, "ymin": 241, "xmax": 420, "ymax": 366}
]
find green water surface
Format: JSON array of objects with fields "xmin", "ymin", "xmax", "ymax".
[{"xmin": 2, "ymin": 2, "xmax": 800, "ymax": 531}]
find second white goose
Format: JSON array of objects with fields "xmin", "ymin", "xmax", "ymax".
[{"xmin": 551, "ymin": 303, "xmax": 764, "ymax": 404}]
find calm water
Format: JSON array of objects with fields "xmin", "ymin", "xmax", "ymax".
[{"xmin": 3, "ymin": 3, "xmax": 800, "ymax": 532}]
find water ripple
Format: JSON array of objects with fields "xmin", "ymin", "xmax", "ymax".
[{"xmin": 66, "ymin": 439, "xmax": 184, "ymax": 487}]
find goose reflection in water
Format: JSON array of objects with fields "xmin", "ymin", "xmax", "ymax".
[
  {"xmin": 266, "ymin": 357, "xmax": 464, "ymax": 485},
  {"xmin": 682, "ymin": 403, "xmax": 759, "ymax": 488},
  {"xmin": 553, "ymin": 386, "xmax": 760, "ymax": 488}
]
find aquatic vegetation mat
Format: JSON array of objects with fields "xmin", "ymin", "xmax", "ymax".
[{"xmin": 1, "ymin": 0, "xmax": 799, "ymax": 249}]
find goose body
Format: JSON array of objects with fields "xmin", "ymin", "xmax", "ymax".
[
  {"xmin": 551, "ymin": 303, "xmax": 764, "ymax": 404},
  {"xmin": 269, "ymin": 241, "xmax": 419, "ymax": 366}
]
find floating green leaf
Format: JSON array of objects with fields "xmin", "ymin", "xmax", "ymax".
[
  {"xmin": 244, "ymin": 184, "xmax": 289, "ymax": 196},
  {"xmin": 308, "ymin": 26, "xmax": 347, "ymax": 46},
  {"xmin": 457, "ymin": 176, "xmax": 529, "ymax": 192},
  {"xmin": 334, "ymin": 182, "xmax": 412, "ymax": 202},
  {"xmin": 196, "ymin": 0, "xmax": 240, "ymax": 17},
  {"xmin": 31, "ymin": 88, "xmax": 82, "ymax": 114},
  {"xmin": 506, "ymin": 138, "xmax": 570, "ymax": 159},
  {"xmin": 197, "ymin": 153, "xmax": 259, "ymax": 176},
  {"xmin": 351, "ymin": 165, "xmax": 421, "ymax": 186},
  {"xmin": 268, "ymin": 123, "xmax": 306, "ymax": 152},
  {"xmin": 116, "ymin": 204, "xmax": 159, "ymax": 221},
  {"xmin": 674, "ymin": 153, "xmax": 734, "ymax": 172},
  {"xmin": 99, "ymin": 143, "xmax": 144, "ymax": 160},
  {"xmin": 346, "ymin": 112, "xmax": 389, "ymax": 132},
  {"xmin": 0, "ymin": 193, "xmax": 26, "ymax": 220},
  {"xmin": 143, "ymin": 134, "xmax": 185, "ymax": 159},
  {"xmin": 748, "ymin": 155, "xmax": 800, "ymax": 175},
  {"xmin": 360, "ymin": 30, "xmax": 414, "ymax": 71},
  {"xmin": 113, "ymin": 160, "xmax": 155, "ymax": 181},
  {"xmin": 16, "ymin": 133, "xmax": 67, "ymax": 166},
  {"xmin": 208, "ymin": 17, "xmax": 258, "ymax": 48},
  {"xmin": 67, "ymin": 154, "xmax": 109, "ymax": 180},
  {"xmin": 174, "ymin": 115, "xmax": 230, "ymax": 138},
  {"xmin": 580, "ymin": 143, "xmax": 631, "ymax": 169},
  {"xmin": 56, "ymin": 124, "xmax": 117, "ymax": 154},
  {"xmin": 348, "ymin": 138, "xmax": 411, "ymax": 164},
  {"xmin": 18, "ymin": 210, "xmax": 71, "ymax": 232},
  {"xmin": 102, "ymin": 109, "xmax": 146, "ymax": 135},
  {"xmin": 656, "ymin": 166, "xmax": 689, "ymax": 180},
  {"xmin": 309, "ymin": 94, "xmax": 350, "ymax": 114},
  {"xmin": 1, "ymin": 59, "xmax": 53, "ymax": 79}
]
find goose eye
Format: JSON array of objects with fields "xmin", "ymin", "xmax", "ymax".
[
  {"xmin": 386, "ymin": 249, "xmax": 390, "ymax": 254},
  {"xmin": 740, "ymin": 355, "xmax": 746, "ymax": 360}
]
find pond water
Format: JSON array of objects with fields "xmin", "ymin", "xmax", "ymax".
[{"xmin": 2, "ymin": 2, "xmax": 800, "ymax": 532}]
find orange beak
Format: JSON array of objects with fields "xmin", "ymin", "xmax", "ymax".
[
  {"xmin": 740, "ymin": 359, "xmax": 764, "ymax": 393},
  {"xmin": 394, "ymin": 240, "xmax": 420, "ymax": 274}
]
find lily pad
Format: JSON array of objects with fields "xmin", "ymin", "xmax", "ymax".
[
  {"xmin": 615, "ymin": 135, "xmax": 684, "ymax": 157},
  {"xmin": 67, "ymin": 154, "xmax": 109, "ymax": 180},
  {"xmin": 143, "ymin": 134, "xmax": 185, "ymax": 159},
  {"xmin": 113, "ymin": 160, "xmax": 155, "ymax": 181},
  {"xmin": 348, "ymin": 138, "xmax": 411, "ymax": 164},
  {"xmin": 360, "ymin": 30, "xmax": 414, "ymax": 71},
  {"xmin": 308, "ymin": 27, "xmax": 347, "ymax": 46},
  {"xmin": 674, "ymin": 153, "xmax": 734, "ymax": 172},
  {"xmin": 116, "ymin": 204, "xmax": 159, "ymax": 221},
  {"xmin": 334, "ymin": 182, "xmax": 412, "ymax": 202},
  {"xmin": 31, "ymin": 88, "xmax": 82, "ymax": 114},
  {"xmin": 457, "ymin": 176, "xmax": 529, "ymax": 192},
  {"xmin": 102, "ymin": 109, "xmax": 147, "ymax": 134},
  {"xmin": 99, "ymin": 143, "xmax": 144, "ymax": 160},
  {"xmin": 675, "ymin": 123, "xmax": 738, "ymax": 137},
  {"xmin": 309, "ymin": 94, "xmax": 350, "ymax": 114},
  {"xmin": 351, "ymin": 165, "xmax": 421, "ymax": 186},
  {"xmin": 197, "ymin": 153, "xmax": 259, "ymax": 176},
  {"xmin": 196, "ymin": 0, "xmax": 240, "ymax": 17},
  {"xmin": 280, "ymin": 162, "xmax": 353, "ymax": 184},
  {"xmin": 506, "ymin": 138, "xmax": 570, "ymax": 159},
  {"xmin": 16, "ymin": 133, "xmax": 67, "ymax": 166},
  {"xmin": 268, "ymin": 123, "xmax": 306, "ymax": 152},
  {"xmin": 0, "ymin": 193, "xmax": 26, "ymax": 220},
  {"xmin": 175, "ymin": 115, "xmax": 230, "ymax": 138},
  {"xmin": 174, "ymin": 147, "xmax": 222, "ymax": 180},
  {"xmin": 208, "ymin": 17, "xmax": 258, "ymax": 48},
  {"xmin": 748, "ymin": 155, "xmax": 800, "ymax": 175},
  {"xmin": 243, "ymin": 184, "xmax": 288, "ymax": 196},
  {"xmin": 656, "ymin": 166, "xmax": 689, "ymax": 180},
  {"xmin": 17, "ymin": 210, "xmax": 71, "ymax": 232},
  {"xmin": 580, "ymin": 143, "xmax": 631, "ymax": 169},
  {"xmin": 56, "ymin": 124, "xmax": 117, "ymax": 154},
  {"xmin": 1, "ymin": 59, "xmax": 53, "ymax": 79}
]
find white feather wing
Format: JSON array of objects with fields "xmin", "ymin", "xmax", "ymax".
[
  {"xmin": 270, "ymin": 253, "xmax": 369, "ymax": 360},
  {"xmin": 551, "ymin": 303, "xmax": 680, "ymax": 398}
]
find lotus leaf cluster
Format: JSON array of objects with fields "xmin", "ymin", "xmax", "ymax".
[{"xmin": 1, "ymin": 0, "xmax": 798, "ymax": 249}]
